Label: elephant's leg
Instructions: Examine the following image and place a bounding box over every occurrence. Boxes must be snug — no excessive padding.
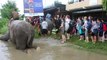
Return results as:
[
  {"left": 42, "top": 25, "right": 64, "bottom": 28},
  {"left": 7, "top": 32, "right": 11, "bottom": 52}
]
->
[
  {"left": 16, "top": 39, "right": 27, "bottom": 50},
  {"left": 15, "top": 34, "right": 28, "bottom": 50},
  {"left": 27, "top": 36, "right": 34, "bottom": 48}
]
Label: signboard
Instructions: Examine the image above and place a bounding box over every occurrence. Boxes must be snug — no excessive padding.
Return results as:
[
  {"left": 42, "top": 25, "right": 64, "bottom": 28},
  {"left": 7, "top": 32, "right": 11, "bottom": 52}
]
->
[
  {"left": 89, "top": 0, "right": 97, "bottom": 5},
  {"left": 23, "top": 0, "right": 44, "bottom": 16}
]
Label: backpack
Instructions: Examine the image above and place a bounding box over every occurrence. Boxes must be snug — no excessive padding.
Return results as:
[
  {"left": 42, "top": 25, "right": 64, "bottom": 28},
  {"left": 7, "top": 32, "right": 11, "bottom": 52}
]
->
[
  {"left": 68, "top": 20, "right": 73, "bottom": 32},
  {"left": 55, "top": 18, "right": 61, "bottom": 28},
  {"left": 87, "top": 20, "right": 92, "bottom": 30},
  {"left": 69, "top": 21, "right": 71, "bottom": 28},
  {"left": 103, "top": 22, "right": 107, "bottom": 31}
]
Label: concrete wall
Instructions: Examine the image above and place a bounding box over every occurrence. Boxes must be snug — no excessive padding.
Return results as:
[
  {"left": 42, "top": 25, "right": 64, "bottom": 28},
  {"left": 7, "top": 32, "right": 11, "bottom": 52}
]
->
[{"left": 66, "top": 0, "right": 102, "bottom": 11}]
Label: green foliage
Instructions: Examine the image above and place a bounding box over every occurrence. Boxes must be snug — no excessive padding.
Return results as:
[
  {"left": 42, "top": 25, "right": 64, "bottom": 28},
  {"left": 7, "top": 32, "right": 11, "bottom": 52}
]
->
[
  {"left": 0, "top": 18, "right": 8, "bottom": 29},
  {"left": 0, "top": 25, "right": 8, "bottom": 34},
  {"left": 0, "top": 18, "right": 8, "bottom": 34},
  {"left": 1, "top": 1, "right": 18, "bottom": 19},
  {"left": 68, "top": 0, "right": 74, "bottom": 4},
  {"left": 68, "top": 35, "right": 107, "bottom": 55},
  {"left": 34, "top": 28, "right": 41, "bottom": 38},
  {"left": 102, "top": 0, "right": 107, "bottom": 12},
  {"left": 19, "top": 14, "right": 25, "bottom": 20},
  {"left": 54, "top": 0, "right": 62, "bottom": 5}
]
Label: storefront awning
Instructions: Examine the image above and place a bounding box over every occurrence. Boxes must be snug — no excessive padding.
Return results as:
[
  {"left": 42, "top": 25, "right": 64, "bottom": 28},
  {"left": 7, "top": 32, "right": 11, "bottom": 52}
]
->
[{"left": 72, "top": 8, "right": 103, "bottom": 14}]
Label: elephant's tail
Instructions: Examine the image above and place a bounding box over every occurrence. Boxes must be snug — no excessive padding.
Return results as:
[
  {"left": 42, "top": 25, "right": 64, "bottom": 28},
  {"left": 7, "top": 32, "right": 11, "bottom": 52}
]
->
[
  {"left": 27, "top": 35, "right": 32, "bottom": 47},
  {"left": 0, "top": 32, "right": 10, "bottom": 41}
]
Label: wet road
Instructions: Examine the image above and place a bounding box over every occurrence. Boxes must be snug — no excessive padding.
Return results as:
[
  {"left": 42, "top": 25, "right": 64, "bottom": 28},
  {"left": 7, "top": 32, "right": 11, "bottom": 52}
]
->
[{"left": 0, "top": 37, "right": 107, "bottom": 60}]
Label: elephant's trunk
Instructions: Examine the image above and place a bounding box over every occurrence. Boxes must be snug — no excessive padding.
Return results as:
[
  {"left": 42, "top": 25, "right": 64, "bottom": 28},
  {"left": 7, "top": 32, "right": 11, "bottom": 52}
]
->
[{"left": 0, "top": 32, "right": 10, "bottom": 41}]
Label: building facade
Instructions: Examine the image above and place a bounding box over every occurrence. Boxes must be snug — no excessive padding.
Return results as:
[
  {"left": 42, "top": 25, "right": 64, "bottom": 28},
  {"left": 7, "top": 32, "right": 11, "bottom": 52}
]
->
[
  {"left": 44, "top": 3, "right": 66, "bottom": 18},
  {"left": 67, "top": 0, "right": 102, "bottom": 10},
  {"left": 66, "top": 0, "right": 106, "bottom": 20}
]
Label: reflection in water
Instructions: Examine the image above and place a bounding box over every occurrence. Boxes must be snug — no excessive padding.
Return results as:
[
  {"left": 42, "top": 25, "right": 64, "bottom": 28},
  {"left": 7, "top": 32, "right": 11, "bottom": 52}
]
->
[
  {"left": 40, "top": 52, "right": 53, "bottom": 60},
  {"left": 0, "top": 37, "right": 107, "bottom": 60},
  {"left": 0, "top": 41, "right": 10, "bottom": 60}
]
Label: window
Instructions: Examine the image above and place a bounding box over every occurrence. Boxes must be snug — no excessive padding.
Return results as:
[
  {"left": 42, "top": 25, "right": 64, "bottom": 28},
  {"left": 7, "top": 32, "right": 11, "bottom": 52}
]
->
[{"left": 68, "top": 0, "right": 84, "bottom": 4}]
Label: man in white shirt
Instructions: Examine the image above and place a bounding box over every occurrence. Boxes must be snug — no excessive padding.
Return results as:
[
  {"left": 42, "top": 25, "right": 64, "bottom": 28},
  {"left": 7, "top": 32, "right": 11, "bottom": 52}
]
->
[{"left": 41, "top": 19, "right": 48, "bottom": 35}]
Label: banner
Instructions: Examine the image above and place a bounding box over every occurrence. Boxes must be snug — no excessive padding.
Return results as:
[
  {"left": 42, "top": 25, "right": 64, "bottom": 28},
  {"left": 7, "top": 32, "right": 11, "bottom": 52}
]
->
[{"left": 23, "top": 0, "right": 44, "bottom": 16}]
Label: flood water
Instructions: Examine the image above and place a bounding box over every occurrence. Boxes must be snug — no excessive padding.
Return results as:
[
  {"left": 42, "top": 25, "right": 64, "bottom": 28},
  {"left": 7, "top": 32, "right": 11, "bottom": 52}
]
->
[{"left": 0, "top": 37, "right": 107, "bottom": 60}]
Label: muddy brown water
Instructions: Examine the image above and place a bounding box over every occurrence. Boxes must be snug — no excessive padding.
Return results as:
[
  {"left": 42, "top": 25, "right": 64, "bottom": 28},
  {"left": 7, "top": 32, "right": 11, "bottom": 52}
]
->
[{"left": 0, "top": 37, "right": 107, "bottom": 60}]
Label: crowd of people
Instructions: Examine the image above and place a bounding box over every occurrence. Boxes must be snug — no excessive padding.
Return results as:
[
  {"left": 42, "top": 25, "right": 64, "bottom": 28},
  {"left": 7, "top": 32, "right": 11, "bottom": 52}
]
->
[
  {"left": 76, "top": 16, "right": 107, "bottom": 43},
  {"left": 25, "top": 14, "right": 107, "bottom": 44}
]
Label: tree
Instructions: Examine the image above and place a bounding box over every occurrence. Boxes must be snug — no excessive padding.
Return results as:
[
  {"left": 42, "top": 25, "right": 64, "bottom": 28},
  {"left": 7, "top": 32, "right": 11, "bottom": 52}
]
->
[
  {"left": 102, "top": 0, "right": 107, "bottom": 12},
  {"left": 54, "top": 0, "right": 62, "bottom": 5},
  {"left": 68, "top": 0, "right": 74, "bottom": 4},
  {"left": 20, "top": 14, "right": 25, "bottom": 20},
  {"left": 1, "top": 1, "right": 18, "bottom": 19}
]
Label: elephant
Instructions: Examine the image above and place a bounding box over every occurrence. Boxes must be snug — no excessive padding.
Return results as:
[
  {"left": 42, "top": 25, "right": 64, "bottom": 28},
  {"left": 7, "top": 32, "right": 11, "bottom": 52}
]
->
[
  {"left": 0, "top": 20, "right": 35, "bottom": 50},
  {"left": 46, "top": 19, "right": 54, "bottom": 34}
]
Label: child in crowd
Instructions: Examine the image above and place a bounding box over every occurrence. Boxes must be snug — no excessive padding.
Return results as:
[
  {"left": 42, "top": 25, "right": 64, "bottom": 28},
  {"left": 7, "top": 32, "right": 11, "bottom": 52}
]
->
[
  {"left": 91, "top": 19, "right": 99, "bottom": 43},
  {"left": 76, "top": 17, "right": 84, "bottom": 40},
  {"left": 97, "top": 19, "right": 103, "bottom": 42},
  {"left": 83, "top": 16, "right": 89, "bottom": 42},
  {"left": 102, "top": 19, "right": 107, "bottom": 42}
]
